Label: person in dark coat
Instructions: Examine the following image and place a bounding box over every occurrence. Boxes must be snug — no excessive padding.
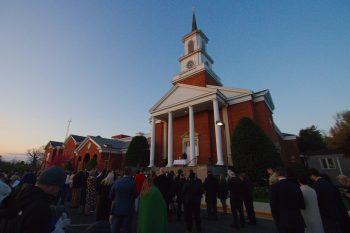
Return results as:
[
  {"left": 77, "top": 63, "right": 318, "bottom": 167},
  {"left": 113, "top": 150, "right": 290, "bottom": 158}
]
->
[
  {"left": 96, "top": 169, "right": 107, "bottom": 194},
  {"left": 79, "top": 170, "right": 89, "bottom": 214},
  {"left": 204, "top": 170, "right": 219, "bottom": 220},
  {"left": 227, "top": 170, "right": 245, "bottom": 228},
  {"left": 0, "top": 166, "right": 66, "bottom": 233},
  {"left": 96, "top": 171, "right": 114, "bottom": 221},
  {"left": 71, "top": 170, "right": 83, "bottom": 208},
  {"left": 154, "top": 168, "right": 170, "bottom": 212},
  {"left": 174, "top": 169, "right": 186, "bottom": 221},
  {"left": 182, "top": 170, "right": 203, "bottom": 233},
  {"left": 109, "top": 168, "right": 137, "bottom": 233},
  {"left": 167, "top": 171, "right": 177, "bottom": 217},
  {"left": 270, "top": 167, "right": 305, "bottom": 233},
  {"left": 309, "top": 168, "right": 348, "bottom": 233},
  {"left": 240, "top": 173, "right": 256, "bottom": 225},
  {"left": 11, "top": 171, "right": 37, "bottom": 198},
  {"left": 218, "top": 174, "right": 228, "bottom": 215}
]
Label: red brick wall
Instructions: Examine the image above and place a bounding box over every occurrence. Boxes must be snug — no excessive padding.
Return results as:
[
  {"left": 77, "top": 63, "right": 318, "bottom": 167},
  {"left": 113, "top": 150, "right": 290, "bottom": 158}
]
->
[
  {"left": 280, "top": 138, "right": 301, "bottom": 166},
  {"left": 63, "top": 137, "right": 77, "bottom": 162},
  {"left": 44, "top": 147, "right": 54, "bottom": 167},
  {"left": 253, "top": 101, "right": 280, "bottom": 144},
  {"left": 227, "top": 101, "right": 255, "bottom": 137},
  {"left": 44, "top": 147, "right": 63, "bottom": 168},
  {"left": 76, "top": 140, "right": 100, "bottom": 170},
  {"left": 175, "top": 70, "right": 221, "bottom": 87},
  {"left": 155, "top": 122, "right": 164, "bottom": 166}
]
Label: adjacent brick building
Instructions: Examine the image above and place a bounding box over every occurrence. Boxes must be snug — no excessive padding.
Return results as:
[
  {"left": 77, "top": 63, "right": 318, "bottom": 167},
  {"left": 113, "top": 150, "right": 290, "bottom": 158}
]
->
[{"left": 43, "top": 134, "right": 130, "bottom": 171}]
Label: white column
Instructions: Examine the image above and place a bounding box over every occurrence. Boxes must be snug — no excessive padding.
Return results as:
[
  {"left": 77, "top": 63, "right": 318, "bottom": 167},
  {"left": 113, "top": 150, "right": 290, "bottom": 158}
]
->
[
  {"left": 189, "top": 106, "right": 196, "bottom": 166},
  {"left": 213, "top": 99, "right": 224, "bottom": 165},
  {"left": 148, "top": 117, "right": 155, "bottom": 167},
  {"left": 167, "top": 112, "right": 173, "bottom": 167}
]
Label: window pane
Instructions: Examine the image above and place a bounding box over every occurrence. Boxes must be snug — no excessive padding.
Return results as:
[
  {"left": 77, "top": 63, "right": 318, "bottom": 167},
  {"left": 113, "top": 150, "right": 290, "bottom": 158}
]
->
[
  {"left": 327, "top": 158, "right": 335, "bottom": 168},
  {"left": 321, "top": 159, "right": 328, "bottom": 169}
]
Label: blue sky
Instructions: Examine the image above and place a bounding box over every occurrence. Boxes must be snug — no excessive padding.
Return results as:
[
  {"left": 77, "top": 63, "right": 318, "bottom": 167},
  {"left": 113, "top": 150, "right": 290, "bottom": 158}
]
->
[{"left": 0, "top": 1, "right": 349, "bottom": 154}]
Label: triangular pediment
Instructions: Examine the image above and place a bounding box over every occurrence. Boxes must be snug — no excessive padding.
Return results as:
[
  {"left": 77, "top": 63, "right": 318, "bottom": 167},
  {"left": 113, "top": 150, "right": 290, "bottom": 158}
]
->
[{"left": 150, "top": 84, "right": 216, "bottom": 112}]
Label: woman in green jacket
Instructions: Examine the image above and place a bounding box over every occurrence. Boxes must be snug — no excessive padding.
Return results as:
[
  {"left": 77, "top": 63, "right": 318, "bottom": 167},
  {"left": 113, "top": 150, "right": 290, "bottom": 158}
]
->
[{"left": 138, "top": 177, "right": 168, "bottom": 233}]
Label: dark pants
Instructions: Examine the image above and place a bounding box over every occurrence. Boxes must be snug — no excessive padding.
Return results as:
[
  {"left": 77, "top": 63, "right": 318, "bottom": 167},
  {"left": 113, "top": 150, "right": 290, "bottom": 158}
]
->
[
  {"left": 59, "top": 184, "right": 70, "bottom": 205},
  {"left": 220, "top": 198, "right": 228, "bottom": 214},
  {"left": 243, "top": 197, "right": 256, "bottom": 224},
  {"left": 184, "top": 202, "right": 201, "bottom": 232},
  {"left": 176, "top": 199, "right": 183, "bottom": 220},
  {"left": 110, "top": 214, "right": 133, "bottom": 233},
  {"left": 230, "top": 199, "right": 245, "bottom": 228},
  {"left": 206, "top": 199, "right": 217, "bottom": 220}
]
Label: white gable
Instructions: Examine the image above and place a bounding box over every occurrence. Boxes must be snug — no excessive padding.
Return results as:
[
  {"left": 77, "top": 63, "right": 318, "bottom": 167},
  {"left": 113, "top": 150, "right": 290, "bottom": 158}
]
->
[{"left": 151, "top": 84, "right": 215, "bottom": 112}]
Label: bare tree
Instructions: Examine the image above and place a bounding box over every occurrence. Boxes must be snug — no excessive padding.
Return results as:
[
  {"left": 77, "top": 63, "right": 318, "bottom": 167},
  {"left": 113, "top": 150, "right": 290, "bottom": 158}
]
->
[{"left": 27, "top": 147, "right": 44, "bottom": 171}]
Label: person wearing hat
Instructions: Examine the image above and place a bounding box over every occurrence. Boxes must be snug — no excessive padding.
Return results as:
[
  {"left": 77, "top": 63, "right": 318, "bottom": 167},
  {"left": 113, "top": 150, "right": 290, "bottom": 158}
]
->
[{"left": 0, "top": 166, "right": 66, "bottom": 233}]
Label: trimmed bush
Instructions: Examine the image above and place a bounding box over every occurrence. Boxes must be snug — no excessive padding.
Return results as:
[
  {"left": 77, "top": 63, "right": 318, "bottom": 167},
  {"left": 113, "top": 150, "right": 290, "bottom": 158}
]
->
[
  {"left": 231, "top": 117, "right": 282, "bottom": 182},
  {"left": 125, "top": 136, "right": 150, "bottom": 167}
]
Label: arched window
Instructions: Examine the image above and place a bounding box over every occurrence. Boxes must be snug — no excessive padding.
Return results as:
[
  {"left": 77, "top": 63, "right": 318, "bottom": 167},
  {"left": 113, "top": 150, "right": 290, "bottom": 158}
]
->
[{"left": 188, "top": 40, "right": 194, "bottom": 54}]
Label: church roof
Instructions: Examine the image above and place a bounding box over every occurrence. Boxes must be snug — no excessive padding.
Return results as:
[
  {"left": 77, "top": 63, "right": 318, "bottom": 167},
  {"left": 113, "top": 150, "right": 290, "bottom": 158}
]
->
[
  {"left": 70, "top": 135, "right": 86, "bottom": 143},
  {"left": 150, "top": 83, "right": 276, "bottom": 120},
  {"left": 89, "top": 135, "right": 129, "bottom": 149},
  {"left": 45, "top": 141, "right": 63, "bottom": 149},
  {"left": 75, "top": 135, "right": 129, "bottom": 153}
]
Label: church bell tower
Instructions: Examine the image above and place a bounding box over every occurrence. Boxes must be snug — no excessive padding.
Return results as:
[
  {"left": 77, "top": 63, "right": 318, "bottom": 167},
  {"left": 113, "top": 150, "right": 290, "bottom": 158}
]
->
[{"left": 172, "top": 10, "right": 222, "bottom": 86}]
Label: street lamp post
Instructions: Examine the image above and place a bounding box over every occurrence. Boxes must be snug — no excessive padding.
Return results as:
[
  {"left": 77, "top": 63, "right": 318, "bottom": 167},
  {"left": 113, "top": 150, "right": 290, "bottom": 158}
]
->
[{"left": 103, "top": 144, "right": 112, "bottom": 170}]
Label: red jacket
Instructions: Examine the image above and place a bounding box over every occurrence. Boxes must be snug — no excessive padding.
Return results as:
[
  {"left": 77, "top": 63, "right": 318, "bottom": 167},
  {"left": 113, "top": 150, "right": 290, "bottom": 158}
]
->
[{"left": 134, "top": 173, "right": 146, "bottom": 195}]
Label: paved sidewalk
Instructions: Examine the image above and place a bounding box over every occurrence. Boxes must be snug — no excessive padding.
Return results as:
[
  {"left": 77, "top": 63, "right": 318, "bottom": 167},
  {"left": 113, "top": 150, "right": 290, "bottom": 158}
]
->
[
  {"left": 202, "top": 200, "right": 273, "bottom": 218},
  {"left": 65, "top": 206, "right": 277, "bottom": 233}
]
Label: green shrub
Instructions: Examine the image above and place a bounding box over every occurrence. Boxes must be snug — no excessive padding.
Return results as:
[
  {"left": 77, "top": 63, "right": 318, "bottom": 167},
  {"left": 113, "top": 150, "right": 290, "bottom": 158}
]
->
[{"left": 231, "top": 117, "right": 282, "bottom": 182}]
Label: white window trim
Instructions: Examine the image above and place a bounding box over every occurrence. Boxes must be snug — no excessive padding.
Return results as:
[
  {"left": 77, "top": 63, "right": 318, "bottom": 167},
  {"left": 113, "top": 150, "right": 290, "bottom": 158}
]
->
[
  {"left": 182, "top": 135, "right": 199, "bottom": 157},
  {"left": 319, "top": 157, "right": 336, "bottom": 170}
]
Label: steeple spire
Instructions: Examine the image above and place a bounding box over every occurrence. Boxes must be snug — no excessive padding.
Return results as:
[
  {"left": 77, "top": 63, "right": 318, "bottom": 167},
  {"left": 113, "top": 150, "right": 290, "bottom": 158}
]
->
[{"left": 192, "top": 7, "right": 197, "bottom": 31}]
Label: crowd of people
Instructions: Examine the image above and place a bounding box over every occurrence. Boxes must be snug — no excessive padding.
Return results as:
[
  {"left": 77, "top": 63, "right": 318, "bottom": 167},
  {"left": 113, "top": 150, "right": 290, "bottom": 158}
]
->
[
  {"left": 0, "top": 165, "right": 350, "bottom": 233},
  {"left": 268, "top": 167, "right": 350, "bottom": 233}
]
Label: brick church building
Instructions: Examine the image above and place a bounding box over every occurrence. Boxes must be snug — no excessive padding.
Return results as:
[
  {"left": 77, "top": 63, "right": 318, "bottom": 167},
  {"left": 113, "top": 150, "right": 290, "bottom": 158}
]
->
[{"left": 148, "top": 12, "right": 300, "bottom": 168}]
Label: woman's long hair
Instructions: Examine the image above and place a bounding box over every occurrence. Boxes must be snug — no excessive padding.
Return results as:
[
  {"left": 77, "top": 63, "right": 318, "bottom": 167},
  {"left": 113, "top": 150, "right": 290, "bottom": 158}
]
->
[
  {"left": 140, "top": 178, "right": 153, "bottom": 197},
  {"left": 101, "top": 171, "right": 114, "bottom": 186}
]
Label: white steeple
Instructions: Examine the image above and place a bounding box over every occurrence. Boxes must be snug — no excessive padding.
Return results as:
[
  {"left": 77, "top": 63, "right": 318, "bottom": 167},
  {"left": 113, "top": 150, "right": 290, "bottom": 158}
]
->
[{"left": 172, "top": 10, "right": 221, "bottom": 85}]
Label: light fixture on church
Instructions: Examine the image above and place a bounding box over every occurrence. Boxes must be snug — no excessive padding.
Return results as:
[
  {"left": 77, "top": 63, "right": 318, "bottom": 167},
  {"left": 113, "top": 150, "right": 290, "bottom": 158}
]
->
[{"left": 216, "top": 120, "right": 224, "bottom": 126}]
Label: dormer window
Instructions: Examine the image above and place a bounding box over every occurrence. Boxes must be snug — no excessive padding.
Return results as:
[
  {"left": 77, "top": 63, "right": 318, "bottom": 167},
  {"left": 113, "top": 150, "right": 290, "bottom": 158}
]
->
[{"left": 188, "top": 40, "right": 194, "bottom": 54}]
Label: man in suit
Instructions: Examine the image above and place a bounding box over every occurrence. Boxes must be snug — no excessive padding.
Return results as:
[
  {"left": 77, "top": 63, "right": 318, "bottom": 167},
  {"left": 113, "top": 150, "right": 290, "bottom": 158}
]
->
[
  {"left": 308, "top": 168, "right": 343, "bottom": 233},
  {"left": 270, "top": 167, "right": 305, "bottom": 233},
  {"left": 182, "top": 170, "right": 203, "bottom": 233},
  {"left": 227, "top": 170, "right": 245, "bottom": 228},
  {"left": 204, "top": 170, "right": 219, "bottom": 220},
  {"left": 109, "top": 167, "right": 137, "bottom": 233}
]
